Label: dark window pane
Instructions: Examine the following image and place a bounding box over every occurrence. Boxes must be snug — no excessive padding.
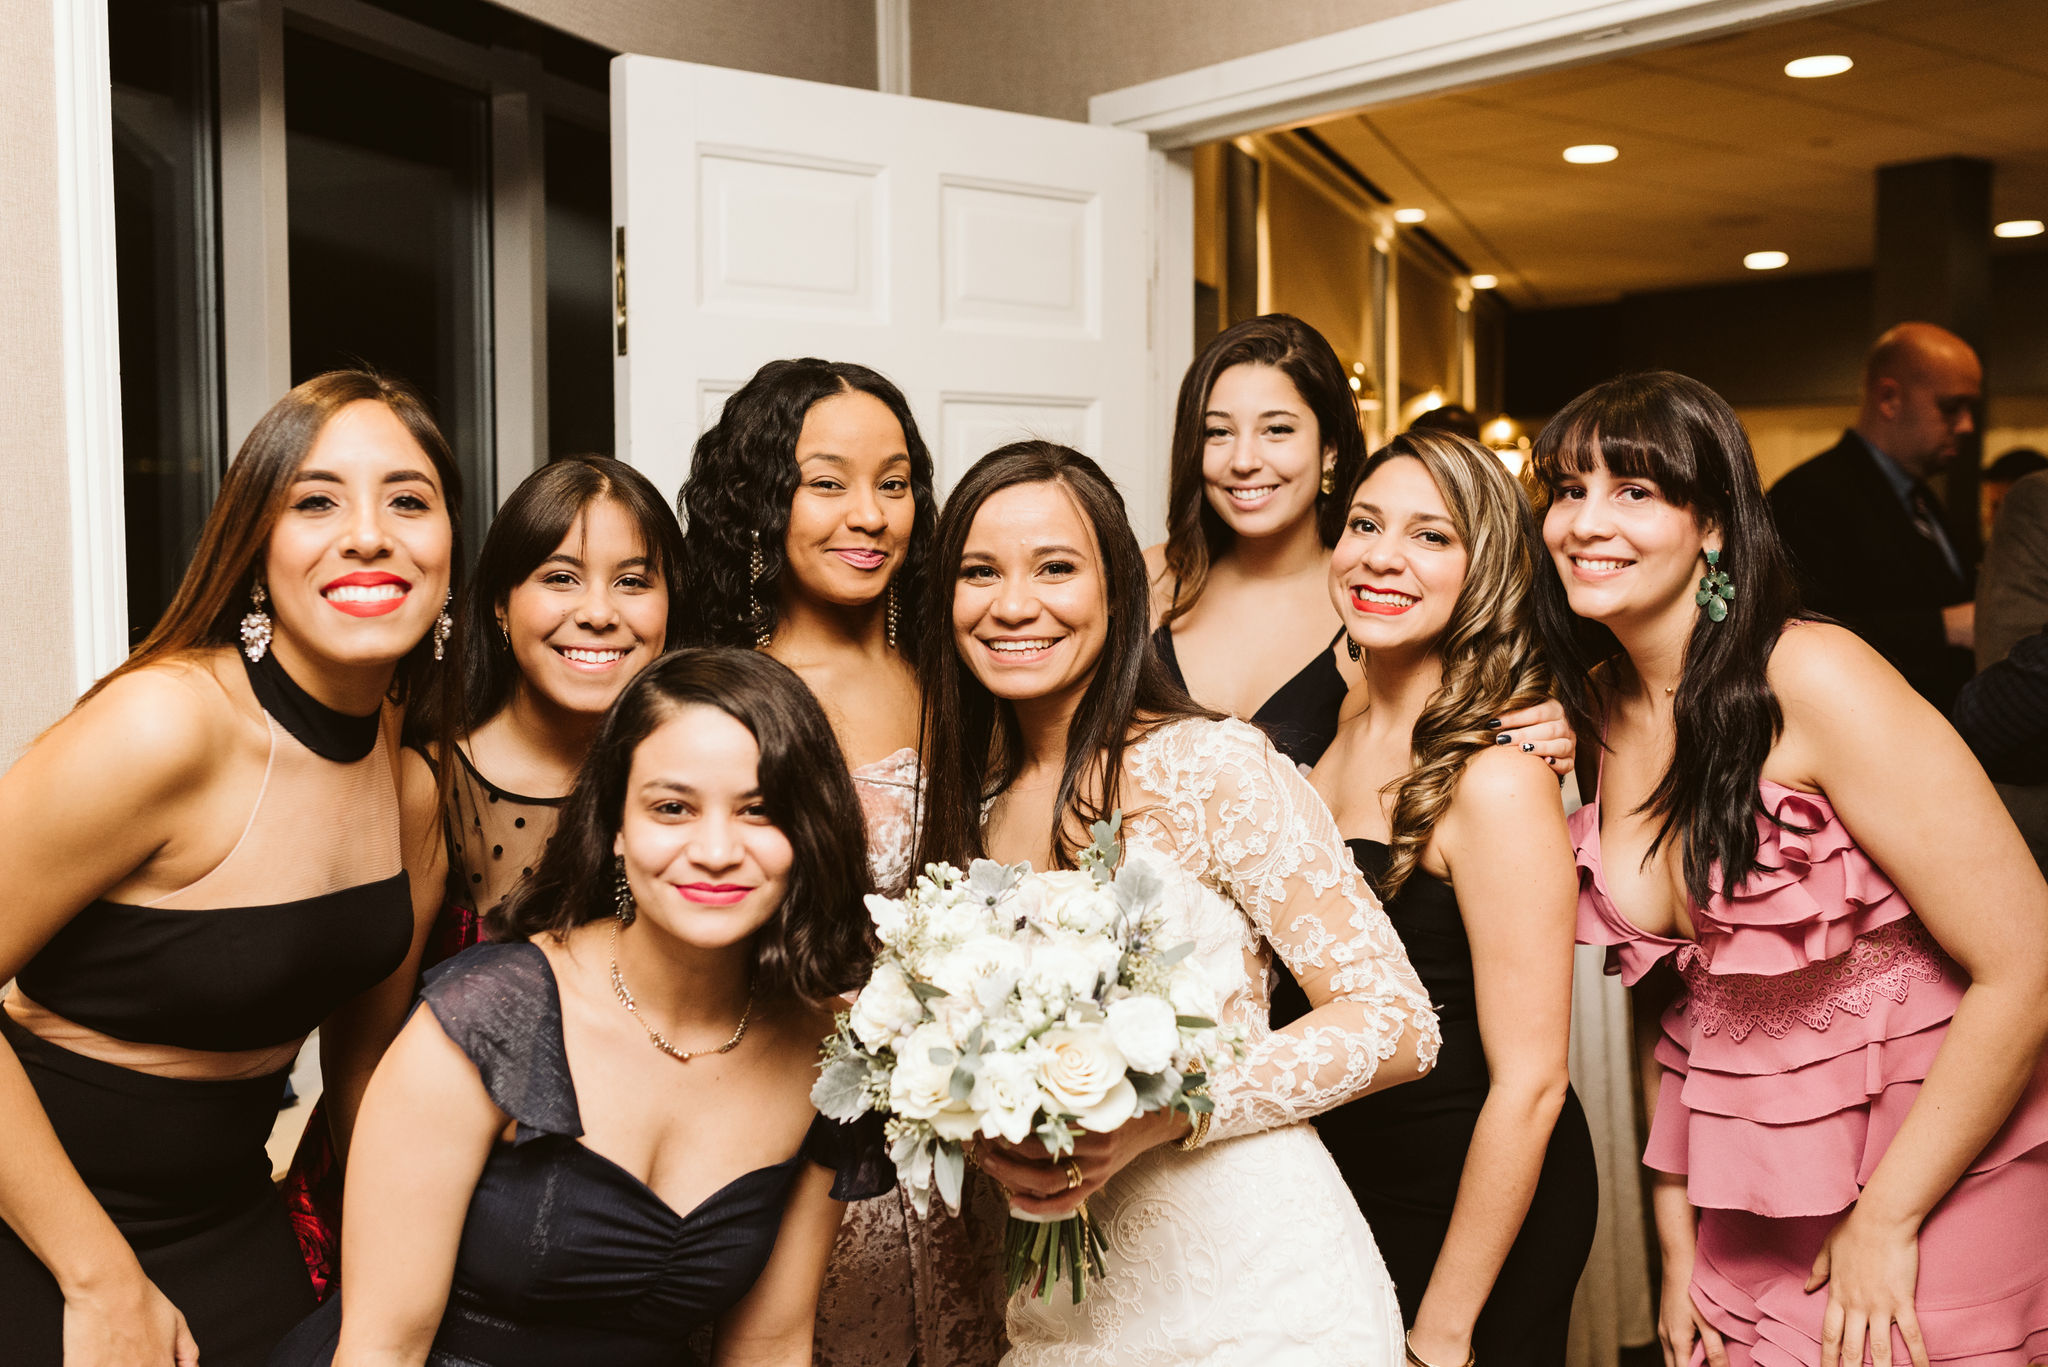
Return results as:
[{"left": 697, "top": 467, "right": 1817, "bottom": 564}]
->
[
  {"left": 545, "top": 116, "right": 613, "bottom": 460},
  {"left": 110, "top": 0, "right": 221, "bottom": 644},
  {"left": 284, "top": 28, "right": 492, "bottom": 544}
]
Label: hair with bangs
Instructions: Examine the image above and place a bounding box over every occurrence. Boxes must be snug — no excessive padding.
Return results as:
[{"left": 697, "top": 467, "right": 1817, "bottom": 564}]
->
[
  {"left": 1529, "top": 371, "right": 1805, "bottom": 906},
  {"left": 915, "top": 441, "right": 1218, "bottom": 872},
  {"left": 495, "top": 647, "right": 874, "bottom": 1005},
  {"left": 1159, "top": 314, "right": 1369, "bottom": 625},
  {"left": 1343, "top": 430, "right": 1551, "bottom": 900},
  {"left": 454, "top": 456, "right": 686, "bottom": 732}
]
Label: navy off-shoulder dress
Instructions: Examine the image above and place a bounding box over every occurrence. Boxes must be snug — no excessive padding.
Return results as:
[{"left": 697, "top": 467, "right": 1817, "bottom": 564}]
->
[{"left": 270, "top": 940, "right": 891, "bottom": 1367}]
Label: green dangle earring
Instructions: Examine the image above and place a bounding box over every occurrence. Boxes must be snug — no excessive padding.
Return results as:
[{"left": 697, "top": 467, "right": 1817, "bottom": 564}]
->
[{"left": 1696, "top": 549, "right": 1734, "bottom": 622}]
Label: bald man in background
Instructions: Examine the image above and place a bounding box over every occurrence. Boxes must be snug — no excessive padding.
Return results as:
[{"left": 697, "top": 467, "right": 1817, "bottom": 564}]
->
[{"left": 1768, "top": 322, "right": 1982, "bottom": 709}]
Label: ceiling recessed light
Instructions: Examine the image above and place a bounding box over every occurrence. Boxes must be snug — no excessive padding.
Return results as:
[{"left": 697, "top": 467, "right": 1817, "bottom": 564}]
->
[
  {"left": 1393, "top": 207, "right": 1427, "bottom": 224},
  {"left": 1744, "top": 250, "right": 1790, "bottom": 270},
  {"left": 1563, "top": 144, "right": 1619, "bottom": 164},
  {"left": 1469, "top": 274, "right": 1498, "bottom": 289},
  {"left": 1995, "top": 219, "right": 2046, "bottom": 239},
  {"left": 1784, "top": 54, "right": 1853, "bottom": 79}
]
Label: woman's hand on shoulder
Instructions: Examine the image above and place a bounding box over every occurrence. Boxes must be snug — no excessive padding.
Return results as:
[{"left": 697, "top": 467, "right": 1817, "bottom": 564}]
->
[{"left": 1491, "top": 697, "right": 1576, "bottom": 777}]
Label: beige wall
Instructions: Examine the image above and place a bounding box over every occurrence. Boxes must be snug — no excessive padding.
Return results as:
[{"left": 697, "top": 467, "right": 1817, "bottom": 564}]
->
[
  {"left": 1, "top": 4, "right": 77, "bottom": 762},
  {"left": 497, "top": 0, "right": 878, "bottom": 88},
  {"left": 911, "top": 0, "right": 1455, "bottom": 121}
]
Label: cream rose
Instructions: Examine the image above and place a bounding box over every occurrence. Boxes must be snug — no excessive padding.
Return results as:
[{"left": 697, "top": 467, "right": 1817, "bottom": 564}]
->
[
  {"left": 849, "top": 961, "right": 925, "bottom": 1052},
  {"left": 970, "top": 1048, "right": 1046, "bottom": 1145},
  {"left": 1037, "top": 1024, "right": 1138, "bottom": 1132},
  {"left": 889, "top": 1022, "right": 980, "bottom": 1140}
]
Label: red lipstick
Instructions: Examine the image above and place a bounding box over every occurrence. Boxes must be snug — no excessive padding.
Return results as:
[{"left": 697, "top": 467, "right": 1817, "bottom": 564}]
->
[
  {"left": 321, "top": 570, "right": 412, "bottom": 618},
  {"left": 676, "top": 883, "right": 752, "bottom": 907}
]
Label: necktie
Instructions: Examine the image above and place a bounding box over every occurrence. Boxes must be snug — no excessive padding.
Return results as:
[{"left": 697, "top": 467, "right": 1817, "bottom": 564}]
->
[{"left": 1908, "top": 480, "right": 1966, "bottom": 583}]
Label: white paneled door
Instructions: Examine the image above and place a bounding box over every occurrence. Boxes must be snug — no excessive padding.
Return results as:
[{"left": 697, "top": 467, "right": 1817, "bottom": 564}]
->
[{"left": 611, "top": 57, "right": 1159, "bottom": 532}]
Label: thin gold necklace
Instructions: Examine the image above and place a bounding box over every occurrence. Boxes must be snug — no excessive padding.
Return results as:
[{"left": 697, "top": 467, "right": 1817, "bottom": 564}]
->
[{"left": 607, "top": 919, "right": 753, "bottom": 1063}]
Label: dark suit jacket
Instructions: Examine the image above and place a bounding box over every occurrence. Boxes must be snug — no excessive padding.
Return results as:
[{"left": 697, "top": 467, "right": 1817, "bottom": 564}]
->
[{"left": 1767, "top": 431, "right": 1973, "bottom": 710}]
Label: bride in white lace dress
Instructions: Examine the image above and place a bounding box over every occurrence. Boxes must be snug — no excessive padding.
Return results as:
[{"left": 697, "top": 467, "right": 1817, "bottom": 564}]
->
[{"left": 917, "top": 440, "right": 1442, "bottom": 1367}]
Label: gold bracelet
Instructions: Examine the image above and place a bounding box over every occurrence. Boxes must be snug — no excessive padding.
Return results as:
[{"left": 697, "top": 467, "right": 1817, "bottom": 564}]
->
[
  {"left": 1404, "top": 1332, "right": 1475, "bottom": 1367},
  {"left": 1177, "top": 1106, "right": 1212, "bottom": 1151}
]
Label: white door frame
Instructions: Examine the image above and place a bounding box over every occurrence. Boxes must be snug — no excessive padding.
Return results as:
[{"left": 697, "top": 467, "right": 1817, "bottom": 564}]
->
[{"left": 1092, "top": 0, "right": 1873, "bottom": 435}]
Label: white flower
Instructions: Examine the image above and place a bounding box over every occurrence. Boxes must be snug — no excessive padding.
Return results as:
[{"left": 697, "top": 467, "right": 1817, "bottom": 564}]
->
[
  {"left": 971, "top": 1048, "right": 1046, "bottom": 1144},
  {"left": 1028, "top": 870, "right": 1120, "bottom": 937},
  {"left": 925, "top": 934, "right": 1022, "bottom": 1003},
  {"left": 849, "top": 961, "right": 926, "bottom": 1052},
  {"left": 1167, "top": 962, "right": 1218, "bottom": 1022},
  {"left": 889, "top": 1022, "right": 979, "bottom": 1140},
  {"left": 1038, "top": 1024, "right": 1138, "bottom": 1132},
  {"left": 867, "top": 892, "right": 911, "bottom": 948},
  {"left": 1105, "top": 995, "right": 1179, "bottom": 1075}
]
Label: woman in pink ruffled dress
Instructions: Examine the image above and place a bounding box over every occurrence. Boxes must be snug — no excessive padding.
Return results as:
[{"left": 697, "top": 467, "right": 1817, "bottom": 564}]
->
[{"left": 1534, "top": 371, "right": 2048, "bottom": 1367}]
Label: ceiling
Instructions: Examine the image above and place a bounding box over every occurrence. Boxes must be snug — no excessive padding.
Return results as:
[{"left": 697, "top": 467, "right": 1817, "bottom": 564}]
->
[{"left": 1303, "top": 0, "right": 2048, "bottom": 308}]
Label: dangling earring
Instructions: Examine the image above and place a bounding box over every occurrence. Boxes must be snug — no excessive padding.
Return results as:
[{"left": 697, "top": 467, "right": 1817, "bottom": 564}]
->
[
  {"left": 433, "top": 593, "right": 454, "bottom": 661},
  {"left": 1695, "top": 549, "right": 1734, "bottom": 623},
  {"left": 1320, "top": 465, "right": 1336, "bottom": 496},
  {"left": 613, "top": 854, "right": 635, "bottom": 925},
  {"left": 240, "top": 582, "right": 273, "bottom": 662},
  {"left": 885, "top": 581, "right": 900, "bottom": 651},
  {"left": 1345, "top": 634, "right": 1361, "bottom": 663},
  {"left": 749, "top": 530, "right": 772, "bottom": 650}
]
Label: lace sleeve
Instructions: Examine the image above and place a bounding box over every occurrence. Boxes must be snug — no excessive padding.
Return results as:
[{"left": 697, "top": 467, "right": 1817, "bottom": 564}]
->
[{"left": 1183, "top": 722, "right": 1440, "bottom": 1143}]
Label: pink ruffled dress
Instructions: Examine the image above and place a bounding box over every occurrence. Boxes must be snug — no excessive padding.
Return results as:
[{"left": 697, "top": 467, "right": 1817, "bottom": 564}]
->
[{"left": 1571, "top": 779, "right": 2048, "bottom": 1366}]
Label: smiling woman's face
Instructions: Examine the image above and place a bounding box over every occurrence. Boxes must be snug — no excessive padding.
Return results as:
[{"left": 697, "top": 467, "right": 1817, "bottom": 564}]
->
[
  {"left": 951, "top": 480, "right": 1109, "bottom": 714},
  {"left": 1541, "top": 456, "right": 1715, "bottom": 628},
  {"left": 263, "top": 400, "right": 453, "bottom": 675},
  {"left": 614, "top": 703, "right": 793, "bottom": 951},
  {"left": 1200, "top": 363, "right": 1330, "bottom": 542},
  {"left": 499, "top": 497, "right": 669, "bottom": 717},
  {"left": 780, "top": 389, "right": 916, "bottom": 612},
  {"left": 1328, "top": 456, "right": 1468, "bottom": 657}
]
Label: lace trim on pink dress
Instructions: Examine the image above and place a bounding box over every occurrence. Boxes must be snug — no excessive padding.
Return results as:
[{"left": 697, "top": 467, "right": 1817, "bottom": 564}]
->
[{"left": 1680, "top": 917, "right": 1951, "bottom": 1044}]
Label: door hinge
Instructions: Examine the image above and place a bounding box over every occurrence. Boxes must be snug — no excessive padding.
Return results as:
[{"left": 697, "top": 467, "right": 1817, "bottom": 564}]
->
[{"left": 613, "top": 225, "right": 628, "bottom": 356}]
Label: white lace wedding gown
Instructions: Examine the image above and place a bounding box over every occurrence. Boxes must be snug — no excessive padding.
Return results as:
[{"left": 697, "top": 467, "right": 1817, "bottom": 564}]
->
[{"left": 1005, "top": 717, "right": 1441, "bottom": 1367}]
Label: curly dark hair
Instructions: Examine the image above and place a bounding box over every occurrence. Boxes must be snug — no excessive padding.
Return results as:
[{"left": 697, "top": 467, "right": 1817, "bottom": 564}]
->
[
  {"left": 677, "top": 359, "right": 938, "bottom": 658},
  {"left": 493, "top": 647, "right": 875, "bottom": 1006}
]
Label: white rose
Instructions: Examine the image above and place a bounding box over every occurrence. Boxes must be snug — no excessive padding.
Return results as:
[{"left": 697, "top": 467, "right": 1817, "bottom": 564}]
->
[
  {"left": 889, "top": 1023, "right": 979, "bottom": 1140},
  {"left": 849, "top": 962, "right": 925, "bottom": 1051},
  {"left": 925, "top": 934, "right": 1022, "bottom": 1003},
  {"left": 1021, "top": 940, "right": 1104, "bottom": 1008},
  {"left": 866, "top": 892, "right": 911, "bottom": 948},
  {"left": 970, "top": 1049, "right": 1046, "bottom": 1145},
  {"left": 1028, "top": 871, "right": 1117, "bottom": 937},
  {"left": 1105, "top": 995, "right": 1179, "bottom": 1075},
  {"left": 1167, "top": 962, "right": 1218, "bottom": 1022},
  {"left": 1038, "top": 1025, "right": 1138, "bottom": 1132}
]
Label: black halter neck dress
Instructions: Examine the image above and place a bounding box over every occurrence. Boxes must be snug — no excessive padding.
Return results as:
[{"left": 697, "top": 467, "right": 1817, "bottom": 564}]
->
[{"left": 0, "top": 651, "right": 414, "bottom": 1367}]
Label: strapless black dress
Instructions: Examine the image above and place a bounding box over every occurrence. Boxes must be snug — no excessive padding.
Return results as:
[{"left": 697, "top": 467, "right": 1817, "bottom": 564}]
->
[
  {"left": 1315, "top": 839, "right": 1598, "bottom": 1364},
  {"left": 269, "top": 941, "right": 891, "bottom": 1367}
]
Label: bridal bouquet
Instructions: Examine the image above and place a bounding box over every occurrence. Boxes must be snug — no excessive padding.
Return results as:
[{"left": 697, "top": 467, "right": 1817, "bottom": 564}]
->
[{"left": 813, "top": 815, "right": 1239, "bottom": 1301}]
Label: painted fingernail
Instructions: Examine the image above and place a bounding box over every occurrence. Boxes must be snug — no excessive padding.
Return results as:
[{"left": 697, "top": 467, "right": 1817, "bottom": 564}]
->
[
  {"left": 1485, "top": 718, "right": 1502, "bottom": 730},
  {"left": 1522, "top": 742, "right": 1535, "bottom": 752},
  {"left": 1495, "top": 732, "right": 1513, "bottom": 745}
]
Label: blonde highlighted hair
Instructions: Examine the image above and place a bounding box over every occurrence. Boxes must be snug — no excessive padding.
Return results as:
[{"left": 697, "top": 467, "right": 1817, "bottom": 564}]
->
[{"left": 1344, "top": 429, "right": 1551, "bottom": 900}]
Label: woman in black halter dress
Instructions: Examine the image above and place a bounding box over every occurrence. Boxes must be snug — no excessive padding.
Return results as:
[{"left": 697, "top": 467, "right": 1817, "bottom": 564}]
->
[
  {"left": 271, "top": 649, "right": 889, "bottom": 1366},
  {"left": 0, "top": 373, "right": 460, "bottom": 1367},
  {"left": 1309, "top": 431, "right": 1596, "bottom": 1366}
]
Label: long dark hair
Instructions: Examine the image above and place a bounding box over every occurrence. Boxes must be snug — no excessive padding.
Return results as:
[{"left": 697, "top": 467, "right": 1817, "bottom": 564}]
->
[
  {"left": 1346, "top": 431, "right": 1551, "bottom": 901},
  {"left": 455, "top": 456, "right": 686, "bottom": 731},
  {"left": 677, "top": 359, "right": 938, "bottom": 657},
  {"left": 82, "top": 370, "right": 465, "bottom": 756},
  {"left": 1530, "top": 371, "right": 1805, "bottom": 906},
  {"left": 915, "top": 441, "right": 1217, "bottom": 872},
  {"left": 1160, "top": 314, "right": 1369, "bottom": 625},
  {"left": 495, "top": 648, "right": 874, "bottom": 1005}
]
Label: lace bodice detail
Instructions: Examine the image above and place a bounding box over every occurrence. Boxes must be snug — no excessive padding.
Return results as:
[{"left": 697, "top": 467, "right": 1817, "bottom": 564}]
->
[
  {"left": 853, "top": 747, "right": 922, "bottom": 895},
  {"left": 1678, "top": 916, "right": 1951, "bottom": 1044},
  {"left": 1121, "top": 717, "right": 1438, "bottom": 1144}
]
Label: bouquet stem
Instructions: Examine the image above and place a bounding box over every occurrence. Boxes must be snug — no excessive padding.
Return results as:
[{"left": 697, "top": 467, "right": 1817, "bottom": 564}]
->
[{"left": 1003, "top": 1202, "right": 1109, "bottom": 1304}]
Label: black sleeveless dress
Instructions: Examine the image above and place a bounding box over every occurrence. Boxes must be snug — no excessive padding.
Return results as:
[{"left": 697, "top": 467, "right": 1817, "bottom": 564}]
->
[
  {"left": 1315, "top": 839, "right": 1598, "bottom": 1363},
  {"left": 1152, "top": 621, "right": 1347, "bottom": 1027},
  {"left": 270, "top": 940, "right": 892, "bottom": 1367},
  {"left": 0, "top": 651, "right": 414, "bottom": 1367}
]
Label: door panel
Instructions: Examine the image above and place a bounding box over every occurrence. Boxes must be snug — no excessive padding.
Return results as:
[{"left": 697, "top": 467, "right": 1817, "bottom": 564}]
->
[{"left": 612, "top": 57, "right": 1157, "bottom": 530}]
